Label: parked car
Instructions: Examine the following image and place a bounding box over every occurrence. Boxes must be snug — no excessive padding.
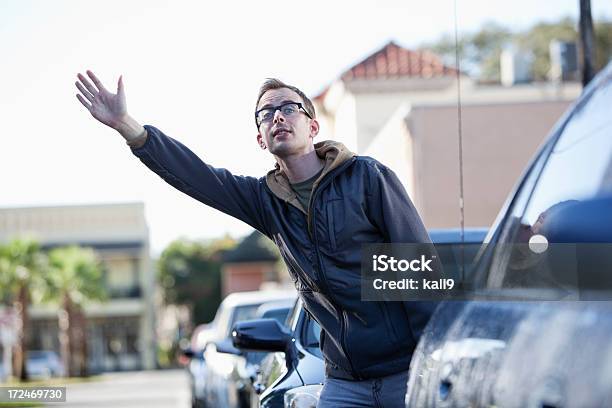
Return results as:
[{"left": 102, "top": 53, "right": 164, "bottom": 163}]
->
[
  {"left": 188, "top": 290, "right": 296, "bottom": 408},
  {"left": 184, "top": 323, "right": 215, "bottom": 408},
  {"left": 406, "top": 62, "right": 612, "bottom": 407},
  {"left": 233, "top": 229, "right": 487, "bottom": 408},
  {"left": 26, "top": 350, "right": 64, "bottom": 378}
]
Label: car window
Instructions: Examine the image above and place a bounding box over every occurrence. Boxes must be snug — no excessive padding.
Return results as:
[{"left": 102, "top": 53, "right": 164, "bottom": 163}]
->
[
  {"left": 523, "top": 78, "right": 612, "bottom": 225},
  {"left": 264, "top": 308, "right": 291, "bottom": 326},
  {"left": 435, "top": 241, "right": 482, "bottom": 282},
  {"left": 487, "top": 68, "right": 612, "bottom": 291},
  {"left": 285, "top": 298, "right": 301, "bottom": 331},
  {"left": 226, "top": 304, "right": 260, "bottom": 337},
  {"left": 301, "top": 315, "right": 323, "bottom": 359}
]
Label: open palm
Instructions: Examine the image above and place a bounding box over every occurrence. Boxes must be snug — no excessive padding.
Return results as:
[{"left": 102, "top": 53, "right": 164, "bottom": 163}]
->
[{"left": 75, "top": 70, "right": 127, "bottom": 128}]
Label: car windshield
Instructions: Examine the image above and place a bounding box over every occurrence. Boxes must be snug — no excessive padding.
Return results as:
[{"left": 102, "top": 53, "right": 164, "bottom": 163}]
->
[
  {"left": 485, "top": 64, "right": 612, "bottom": 293},
  {"left": 285, "top": 299, "right": 301, "bottom": 331},
  {"left": 224, "top": 304, "right": 260, "bottom": 337}
]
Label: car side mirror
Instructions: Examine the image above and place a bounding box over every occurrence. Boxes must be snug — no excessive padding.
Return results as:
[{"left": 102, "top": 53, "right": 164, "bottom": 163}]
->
[
  {"left": 543, "top": 196, "right": 612, "bottom": 243},
  {"left": 214, "top": 338, "right": 243, "bottom": 356},
  {"left": 232, "top": 318, "right": 292, "bottom": 353},
  {"left": 543, "top": 196, "right": 612, "bottom": 297},
  {"left": 181, "top": 347, "right": 204, "bottom": 360}
]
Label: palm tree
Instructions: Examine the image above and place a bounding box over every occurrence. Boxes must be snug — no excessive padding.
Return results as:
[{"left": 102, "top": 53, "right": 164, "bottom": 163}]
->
[
  {"left": 43, "top": 246, "right": 107, "bottom": 377},
  {"left": 0, "top": 238, "right": 47, "bottom": 381}
]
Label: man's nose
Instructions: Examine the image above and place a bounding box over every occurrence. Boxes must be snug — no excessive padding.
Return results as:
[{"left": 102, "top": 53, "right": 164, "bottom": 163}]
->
[{"left": 273, "top": 109, "right": 285, "bottom": 123}]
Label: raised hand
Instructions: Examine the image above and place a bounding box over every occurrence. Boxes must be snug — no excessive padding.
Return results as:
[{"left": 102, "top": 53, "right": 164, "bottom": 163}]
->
[{"left": 75, "top": 70, "right": 144, "bottom": 142}]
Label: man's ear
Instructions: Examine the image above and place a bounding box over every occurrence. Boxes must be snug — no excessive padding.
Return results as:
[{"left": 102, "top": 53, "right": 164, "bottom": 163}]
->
[
  {"left": 257, "top": 133, "right": 267, "bottom": 150},
  {"left": 310, "top": 119, "right": 320, "bottom": 139}
]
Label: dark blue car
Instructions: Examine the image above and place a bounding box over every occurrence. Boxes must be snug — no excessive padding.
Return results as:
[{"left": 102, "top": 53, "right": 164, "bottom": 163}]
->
[{"left": 406, "top": 61, "right": 612, "bottom": 407}]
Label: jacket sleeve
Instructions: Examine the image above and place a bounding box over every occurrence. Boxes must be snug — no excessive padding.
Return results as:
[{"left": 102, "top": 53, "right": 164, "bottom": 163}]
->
[
  {"left": 365, "top": 159, "right": 439, "bottom": 340},
  {"left": 131, "top": 125, "right": 269, "bottom": 234},
  {"left": 365, "top": 160, "right": 430, "bottom": 244}
]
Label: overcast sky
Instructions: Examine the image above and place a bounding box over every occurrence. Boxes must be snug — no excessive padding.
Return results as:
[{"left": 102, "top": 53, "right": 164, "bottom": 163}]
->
[{"left": 2, "top": 0, "right": 611, "bottom": 255}]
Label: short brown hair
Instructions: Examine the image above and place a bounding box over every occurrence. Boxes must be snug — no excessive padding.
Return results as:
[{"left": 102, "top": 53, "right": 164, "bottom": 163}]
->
[{"left": 255, "top": 78, "right": 316, "bottom": 126}]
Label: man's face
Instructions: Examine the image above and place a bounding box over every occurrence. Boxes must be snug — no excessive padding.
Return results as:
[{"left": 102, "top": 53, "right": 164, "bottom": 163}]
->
[{"left": 256, "top": 88, "right": 319, "bottom": 158}]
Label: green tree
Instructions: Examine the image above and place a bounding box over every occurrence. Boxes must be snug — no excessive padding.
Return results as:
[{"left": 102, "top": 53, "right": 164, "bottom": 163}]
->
[
  {"left": 158, "top": 236, "right": 235, "bottom": 325},
  {"left": 594, "top": 20, "right": 612, "bottom": 70},
  {"left": 424, "top": 17, "right": 612, "bottom": 82},
  {"left": 0, "top": 238, "right": 47, "bottom": 380},
  {"left": 422, "top": 21, "right": 512, "bottom": 81},
  {"left": 469, "top": 22, "right": 513, "bottom": 81},
  {"left": 41, "top": 246, "right": 107, "bottom": 377},
  {"left": 516, "top": 17, "right": 577, "bottom": 80}
]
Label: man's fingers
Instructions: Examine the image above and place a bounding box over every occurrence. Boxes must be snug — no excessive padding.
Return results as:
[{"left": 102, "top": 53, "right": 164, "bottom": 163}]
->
[
  {"left": 76, "top": 94, "right": 92, "bottom": 111},
  {"left": 86, "top": 70, "right": 108, "bottom": 93},
  {"left": 117, "top": 75, "right": 124, "bottom": 96},
  {"left": 75, "top": 81, "right": 95, "bottom": 102},
  {"left": 77, "top": 73, "right": 98, "bottom": 97}
]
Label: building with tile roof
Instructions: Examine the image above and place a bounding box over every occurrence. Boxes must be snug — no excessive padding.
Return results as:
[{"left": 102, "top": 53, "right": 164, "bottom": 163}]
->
[
  {"left": 312, "top": 41, "right": 581, "bottom": 230},
  {"left": 337, "top": 41, "right": 458, "bottom": 81}
]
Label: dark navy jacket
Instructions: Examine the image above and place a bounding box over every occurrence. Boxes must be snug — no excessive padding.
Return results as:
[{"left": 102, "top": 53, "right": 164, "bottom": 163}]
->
[{"left": 133, "top": 125, "right": 437, "bottom": 380}]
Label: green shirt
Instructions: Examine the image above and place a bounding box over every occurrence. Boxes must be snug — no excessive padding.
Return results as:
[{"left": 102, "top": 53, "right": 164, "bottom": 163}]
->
[{"left": 290, "top": 168, "right": 324, "bottom": 211}]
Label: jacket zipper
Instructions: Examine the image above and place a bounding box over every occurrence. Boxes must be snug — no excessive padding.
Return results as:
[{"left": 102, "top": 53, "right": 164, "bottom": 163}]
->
[
  {"left": 273, "top": 233, "right": 317, "bottom": 292},
  {"left": 308, "top": 159, "right": 361, "bottom": 380}
]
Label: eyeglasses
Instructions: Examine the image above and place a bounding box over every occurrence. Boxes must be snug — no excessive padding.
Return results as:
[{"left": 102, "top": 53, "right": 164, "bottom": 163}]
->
[{"left": 255, "top": 102, "right": 312, "bottom": 128}]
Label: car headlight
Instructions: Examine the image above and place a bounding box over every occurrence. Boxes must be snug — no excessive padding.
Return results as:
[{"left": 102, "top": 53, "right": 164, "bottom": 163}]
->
[{"left": 284, "top": 384, "right": 323, "bottom": 408}]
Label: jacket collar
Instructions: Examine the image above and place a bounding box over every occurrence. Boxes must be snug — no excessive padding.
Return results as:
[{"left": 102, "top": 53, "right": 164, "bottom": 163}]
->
[{"left": 265, "top": 140, "right": 356, "bottom": 213}]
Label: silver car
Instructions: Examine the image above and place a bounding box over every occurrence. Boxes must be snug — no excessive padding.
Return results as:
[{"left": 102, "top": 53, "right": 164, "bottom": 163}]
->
[{"left": 186, "top": 290, "right": 296, "bottom": 408}]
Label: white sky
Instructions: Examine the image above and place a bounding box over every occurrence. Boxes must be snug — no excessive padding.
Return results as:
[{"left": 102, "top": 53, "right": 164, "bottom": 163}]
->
[{"left": 2, "top": 0, "right": 611, "bottom": 255}]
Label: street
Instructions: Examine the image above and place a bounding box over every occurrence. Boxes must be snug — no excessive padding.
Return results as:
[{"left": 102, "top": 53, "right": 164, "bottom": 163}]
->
[{"left": 59, "top": 369, "right": 190, "bottom": 407}]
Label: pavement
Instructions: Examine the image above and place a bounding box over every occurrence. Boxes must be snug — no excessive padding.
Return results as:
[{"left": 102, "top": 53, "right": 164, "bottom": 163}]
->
[{"left": 57, "top": 368, "right": 191, "bottom": 407}]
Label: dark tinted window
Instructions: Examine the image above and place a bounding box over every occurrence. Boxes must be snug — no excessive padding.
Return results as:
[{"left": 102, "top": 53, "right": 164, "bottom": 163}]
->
[
  {"left": 488, "top": 66, "right": 612, "bottom": 292},
  {"left": 301, "top": 315, "right": 323, "bottom": 359},
  {"left": 435, "top": 242, "right": 483, "bottom": 282}
]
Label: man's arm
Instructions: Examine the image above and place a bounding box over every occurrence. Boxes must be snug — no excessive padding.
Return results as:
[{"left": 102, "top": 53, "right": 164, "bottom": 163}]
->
[
  {"left": 131, "top": 125, "right": 269, "bottom": 233},
  {"left": 365, "top": 160, "right": 430, "bottom": 244},
  {"left": 75, "top": 70, "right": 269, "bottom": 233}
]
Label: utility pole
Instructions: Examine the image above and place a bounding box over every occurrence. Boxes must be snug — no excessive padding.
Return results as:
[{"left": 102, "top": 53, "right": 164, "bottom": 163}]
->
[{"left": 579, "top": 0, "right": 596, "bottom": 86}]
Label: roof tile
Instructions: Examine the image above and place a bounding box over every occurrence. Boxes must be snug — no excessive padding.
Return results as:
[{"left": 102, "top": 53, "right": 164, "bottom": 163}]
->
[
  {"left": 341, "top": 41, "right": 458, "bottom": 80},
  {"left": 313, "top": 41, "right": 458, "bottom": 101}
]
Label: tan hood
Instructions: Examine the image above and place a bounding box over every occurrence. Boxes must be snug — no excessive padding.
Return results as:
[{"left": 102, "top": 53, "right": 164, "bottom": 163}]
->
[{"left": 265, "top": 140, "right": 356, "bottom": 214}]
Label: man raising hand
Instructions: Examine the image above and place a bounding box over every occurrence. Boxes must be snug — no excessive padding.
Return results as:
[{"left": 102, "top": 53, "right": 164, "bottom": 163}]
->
[{"left": 76, "top": 71, "right": 436, "bottom": 407}]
